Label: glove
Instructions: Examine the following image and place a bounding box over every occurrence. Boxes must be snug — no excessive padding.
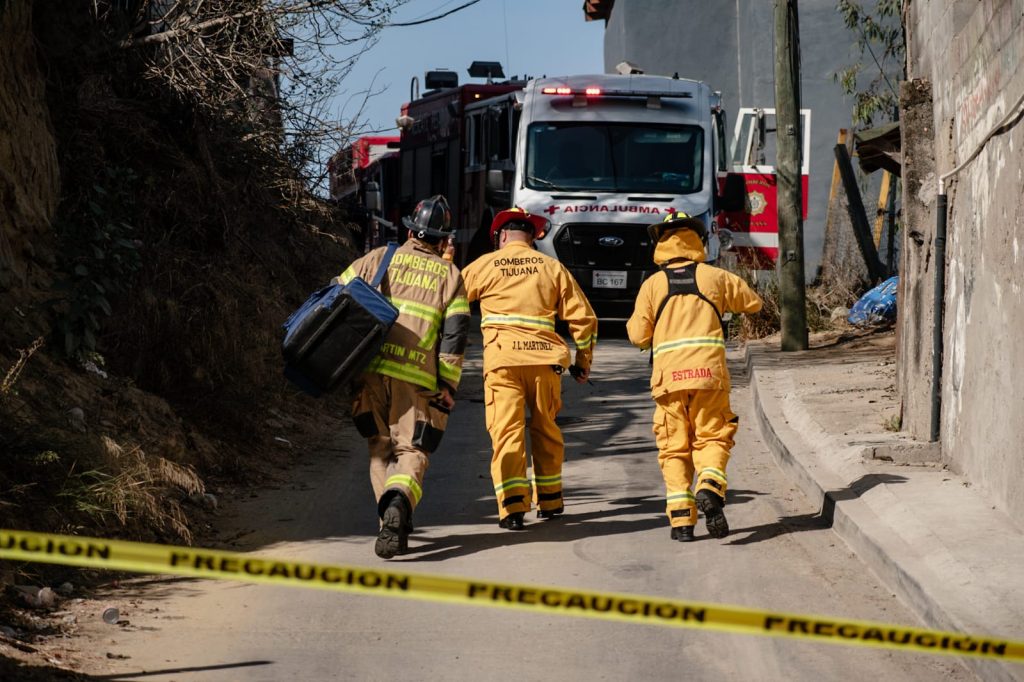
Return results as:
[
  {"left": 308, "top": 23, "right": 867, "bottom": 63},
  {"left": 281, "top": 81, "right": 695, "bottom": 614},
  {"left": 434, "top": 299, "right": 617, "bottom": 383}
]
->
[{"left": 568, "top": 364, "right": 592, "bottom": 385}]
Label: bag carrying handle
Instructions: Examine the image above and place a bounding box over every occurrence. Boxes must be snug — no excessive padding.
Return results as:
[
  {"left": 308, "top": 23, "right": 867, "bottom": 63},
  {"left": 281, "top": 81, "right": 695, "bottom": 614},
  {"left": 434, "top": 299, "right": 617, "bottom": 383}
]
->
[{"left": 369, "top": 242, "right": 399, "bottom": 289}]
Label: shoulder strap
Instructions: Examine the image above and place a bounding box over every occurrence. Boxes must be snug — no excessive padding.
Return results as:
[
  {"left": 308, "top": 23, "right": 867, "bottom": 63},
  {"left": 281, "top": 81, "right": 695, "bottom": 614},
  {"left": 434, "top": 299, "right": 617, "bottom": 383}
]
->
[
  {"left": 369, "top": 242, "right": 399, "bottom": 289},
  {"left": 649, "top": 262, "right": 727, "bottom": 365},
  {"left": 653, "top": 263, "right": 710, "bottom": 326}
]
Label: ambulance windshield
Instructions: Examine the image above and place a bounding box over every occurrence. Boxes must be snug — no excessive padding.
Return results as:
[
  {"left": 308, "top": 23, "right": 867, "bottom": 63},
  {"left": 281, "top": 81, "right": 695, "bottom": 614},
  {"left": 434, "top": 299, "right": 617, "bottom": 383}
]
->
[{"left": 526, "top": 122, "right": 704, "bottom": 194}]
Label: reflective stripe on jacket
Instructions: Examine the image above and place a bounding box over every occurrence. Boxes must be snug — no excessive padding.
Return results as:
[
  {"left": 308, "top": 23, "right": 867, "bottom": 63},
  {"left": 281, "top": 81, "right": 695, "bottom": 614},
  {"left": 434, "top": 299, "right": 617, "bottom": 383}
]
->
[
  {"left": 627, "top": 229, "right": 762, "bottom": 396},
  {"left": 335, "top": 239, "right": 469, "bottom": 392},
  {"left": 462, "top": 241, "right": 597, "bottom": 374}
]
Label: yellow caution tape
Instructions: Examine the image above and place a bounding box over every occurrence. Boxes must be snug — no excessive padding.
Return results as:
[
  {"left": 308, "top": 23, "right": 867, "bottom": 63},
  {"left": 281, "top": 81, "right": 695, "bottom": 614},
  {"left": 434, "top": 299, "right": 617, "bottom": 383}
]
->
[{"left": 2, "top": 528, "right": 1022, "bottom": 662}]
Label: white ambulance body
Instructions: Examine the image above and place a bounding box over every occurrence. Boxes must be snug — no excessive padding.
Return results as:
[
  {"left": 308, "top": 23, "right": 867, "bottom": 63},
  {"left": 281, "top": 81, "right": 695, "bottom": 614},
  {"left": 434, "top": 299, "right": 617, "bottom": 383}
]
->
[{"left": 512, "top": 74, "right": 727, "bottom": 319}]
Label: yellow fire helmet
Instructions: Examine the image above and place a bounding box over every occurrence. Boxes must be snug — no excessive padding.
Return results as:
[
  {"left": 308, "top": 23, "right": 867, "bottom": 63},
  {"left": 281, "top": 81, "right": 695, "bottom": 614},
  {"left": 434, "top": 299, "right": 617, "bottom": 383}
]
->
[{"left": 647, "top": 211, "right": 707, "bottom": 243}]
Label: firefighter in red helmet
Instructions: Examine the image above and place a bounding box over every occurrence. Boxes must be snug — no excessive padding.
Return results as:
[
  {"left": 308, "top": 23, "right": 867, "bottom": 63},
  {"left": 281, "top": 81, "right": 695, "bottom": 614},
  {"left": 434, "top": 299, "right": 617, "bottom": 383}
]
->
[
  {"left": 462, "top": 208, "right": 598, "bottom": 530},
  {"left": 489, "top": 207, "right": 549, "bottom": 245}
]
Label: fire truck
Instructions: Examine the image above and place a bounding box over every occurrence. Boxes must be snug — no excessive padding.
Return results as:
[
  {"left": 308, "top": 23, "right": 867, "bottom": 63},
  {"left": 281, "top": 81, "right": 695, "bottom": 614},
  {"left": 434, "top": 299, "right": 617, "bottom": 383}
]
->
[
  {"left": 719, "top": 105, "right": 811, "bottom": 266},
  {"left": 395, "top": 67, "right": 527, "bottom": 263},
  {"left": 328, "top": 135, "right": 401, "bottom": 249}
]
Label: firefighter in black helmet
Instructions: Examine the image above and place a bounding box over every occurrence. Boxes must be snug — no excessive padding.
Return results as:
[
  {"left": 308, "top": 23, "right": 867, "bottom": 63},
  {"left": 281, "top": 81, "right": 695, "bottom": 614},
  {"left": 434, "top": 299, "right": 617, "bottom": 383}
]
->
[
  {"left": 403, "top": 195, "right": 453, "bottom": 241},
  {"left": 336, "top": 194, "right": 470, "bottom": 558},
  {"left": 404, "top": 195, "right": 456, "bottom": 260}
]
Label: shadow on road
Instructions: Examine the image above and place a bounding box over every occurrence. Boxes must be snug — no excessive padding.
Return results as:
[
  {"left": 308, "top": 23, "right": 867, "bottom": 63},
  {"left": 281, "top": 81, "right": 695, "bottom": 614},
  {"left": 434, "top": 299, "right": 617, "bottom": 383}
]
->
[
  {"left": 95, "top": 660, "right": 273, "bottom": 680},
  {"left": 726, "top": 473, "right": 907, "bottom": 546},
  {"left": 401, "top": 485, "right": 767, "bottom": 561},
  {"left": 0, "top": 654, "right": 96, "bottom": 680},
  {"left": 400, "top": 493, "right": 666, "bottom": 562},
  {"left": 725, "top": 488, "right": 766, "bottom": 506},
  {"left": 725, "top": 511, "right": 832, "bottom": 546},
  {"left": 0, "top": 652, "right": 268, "bottom": 681}
]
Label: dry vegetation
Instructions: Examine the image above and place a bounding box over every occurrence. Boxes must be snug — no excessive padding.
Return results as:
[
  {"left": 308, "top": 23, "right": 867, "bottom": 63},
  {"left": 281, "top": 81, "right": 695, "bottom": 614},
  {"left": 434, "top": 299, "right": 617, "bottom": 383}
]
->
[
  {"left": 732, "top": 263, "right": 866, "bottom": 341},
  {"left": 0, "top": 1, "right": 406, "bottom": 558}
]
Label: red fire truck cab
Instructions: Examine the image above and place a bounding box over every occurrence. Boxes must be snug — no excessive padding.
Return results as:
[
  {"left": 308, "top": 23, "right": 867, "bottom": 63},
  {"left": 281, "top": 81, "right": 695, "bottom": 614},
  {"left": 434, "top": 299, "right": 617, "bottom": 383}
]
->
[
  {"left": 397, "top": 68, "right": 527, "bottom": 264},
  {"left": 328, "top": 135, "right": 401, "bottom": 250}
]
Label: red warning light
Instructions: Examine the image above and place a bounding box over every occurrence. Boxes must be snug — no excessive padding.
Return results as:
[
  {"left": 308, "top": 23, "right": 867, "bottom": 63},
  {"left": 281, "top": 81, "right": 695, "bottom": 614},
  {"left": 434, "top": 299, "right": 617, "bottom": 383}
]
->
[{"left": 584, "top": 87, "right": 602, "bottom": 96}]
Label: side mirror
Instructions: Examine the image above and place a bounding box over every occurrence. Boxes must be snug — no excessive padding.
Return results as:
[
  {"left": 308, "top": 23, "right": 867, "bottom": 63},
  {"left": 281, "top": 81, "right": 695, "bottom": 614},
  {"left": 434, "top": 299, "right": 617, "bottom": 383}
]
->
[
  {"left": 718, "top": 173, "right": 746, "bottom": 213},
  {"left": 756, "top": 109, "right": 767, "bottom": 154},
  {"left": 718, "top": 227, "right": 734, "bottom": 252},
  {"left": 365, "top": 181, "right": 382, "bottom": 212},
  {"left": 486, "top": 169, "right": 504, "bottom": 192}
]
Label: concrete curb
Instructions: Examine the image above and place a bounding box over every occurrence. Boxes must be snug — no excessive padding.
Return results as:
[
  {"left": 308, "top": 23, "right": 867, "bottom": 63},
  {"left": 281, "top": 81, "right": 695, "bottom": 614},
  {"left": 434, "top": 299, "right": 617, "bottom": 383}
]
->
[{"left": 745, "top": 349, "right": 1020, "bottom": 682}]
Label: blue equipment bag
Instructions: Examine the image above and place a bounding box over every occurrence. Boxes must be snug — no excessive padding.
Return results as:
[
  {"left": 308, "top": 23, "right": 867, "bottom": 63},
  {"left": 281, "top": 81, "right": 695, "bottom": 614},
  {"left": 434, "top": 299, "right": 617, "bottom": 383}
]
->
[
  {"left": 848, "top": 275, "right": 899, "bottom": 326},
  {"left": 282, "top": 243, "right": 400, "bottom": 396}
]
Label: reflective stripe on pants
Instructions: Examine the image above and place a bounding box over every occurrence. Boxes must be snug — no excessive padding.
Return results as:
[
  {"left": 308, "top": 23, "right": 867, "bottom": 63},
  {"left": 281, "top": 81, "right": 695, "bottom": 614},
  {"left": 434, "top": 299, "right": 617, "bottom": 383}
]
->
[
  {"left": 352, "top": 373, "right": 449, "bottom": 513},
  {"left": 653, "top": 388, "right": 737, "bottom": 527},
  {"left": 484, "top": 365, "right": 564, "bottom": 519}
]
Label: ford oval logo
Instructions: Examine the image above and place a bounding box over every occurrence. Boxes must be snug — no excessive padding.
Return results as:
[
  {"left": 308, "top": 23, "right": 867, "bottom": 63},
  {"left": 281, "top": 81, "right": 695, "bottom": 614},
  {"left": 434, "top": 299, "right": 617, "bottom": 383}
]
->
[{"left": 598, "top": 236, "right": 624, "bottom": 247}]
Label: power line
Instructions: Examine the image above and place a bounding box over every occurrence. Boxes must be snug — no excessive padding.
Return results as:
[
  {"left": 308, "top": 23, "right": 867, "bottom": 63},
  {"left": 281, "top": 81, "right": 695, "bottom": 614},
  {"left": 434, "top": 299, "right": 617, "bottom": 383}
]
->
[
  {"left": 406, "top": 0, "right": 462, "bottom": 22},
  {"left": 386, "top": 0, "right": 483, "bottom": 27}
]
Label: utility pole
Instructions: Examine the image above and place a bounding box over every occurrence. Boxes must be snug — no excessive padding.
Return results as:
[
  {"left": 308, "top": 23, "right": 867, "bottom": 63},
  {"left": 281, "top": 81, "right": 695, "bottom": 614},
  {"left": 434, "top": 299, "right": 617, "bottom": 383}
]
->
[{"left": 774, "top": 0, "right": 808, "bottom": 351}]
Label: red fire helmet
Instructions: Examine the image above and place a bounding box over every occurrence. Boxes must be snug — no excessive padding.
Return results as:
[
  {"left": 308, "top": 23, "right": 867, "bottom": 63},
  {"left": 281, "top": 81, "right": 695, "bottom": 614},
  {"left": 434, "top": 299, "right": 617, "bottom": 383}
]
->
[{"left": 490, "top": 207, "right": 550, "bottom": 241}]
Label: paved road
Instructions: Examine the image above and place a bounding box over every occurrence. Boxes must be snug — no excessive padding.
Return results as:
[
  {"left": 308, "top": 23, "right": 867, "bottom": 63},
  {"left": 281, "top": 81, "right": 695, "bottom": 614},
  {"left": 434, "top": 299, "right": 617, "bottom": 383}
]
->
[{"left": 77, "top": 334, "right": 970, "bottom": 681}]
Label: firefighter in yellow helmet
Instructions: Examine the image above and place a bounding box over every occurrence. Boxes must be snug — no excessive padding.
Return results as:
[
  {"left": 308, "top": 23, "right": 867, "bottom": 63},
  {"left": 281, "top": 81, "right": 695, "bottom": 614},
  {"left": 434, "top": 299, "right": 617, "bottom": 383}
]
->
[
  {"left": 335, "top": 195, "right": 470, "bottom": 558},
  {"left": 627, "top": 212, "right": 762, "bottom": 542},
  {"left": 462, "top": 208, "right": 598, "bottom": 530}
]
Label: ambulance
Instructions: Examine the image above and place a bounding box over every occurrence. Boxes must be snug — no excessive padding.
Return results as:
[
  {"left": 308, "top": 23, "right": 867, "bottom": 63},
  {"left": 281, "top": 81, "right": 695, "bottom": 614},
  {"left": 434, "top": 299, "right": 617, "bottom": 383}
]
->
[{"left": 510, "top": 73, "right": 809, "bottom": 318}]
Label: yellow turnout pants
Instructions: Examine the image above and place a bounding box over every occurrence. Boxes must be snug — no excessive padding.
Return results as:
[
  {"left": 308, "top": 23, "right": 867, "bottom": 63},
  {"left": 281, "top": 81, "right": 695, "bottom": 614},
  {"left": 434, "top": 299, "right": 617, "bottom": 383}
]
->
[
  {"left": 653, "top": 388, "right": 737, "bottom": 527},
  {"left": 351, "top": 373, "right": 450, "bottom": 515},
  {"left": 484, "top": 365, "right": 564, "bottom": 519}
]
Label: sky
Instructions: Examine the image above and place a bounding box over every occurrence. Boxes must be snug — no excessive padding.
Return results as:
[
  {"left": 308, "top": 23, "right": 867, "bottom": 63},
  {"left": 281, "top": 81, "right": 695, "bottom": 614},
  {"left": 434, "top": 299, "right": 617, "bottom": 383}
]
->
[{"left": 329, "top": 0, "right": 606, "bottom": 135}]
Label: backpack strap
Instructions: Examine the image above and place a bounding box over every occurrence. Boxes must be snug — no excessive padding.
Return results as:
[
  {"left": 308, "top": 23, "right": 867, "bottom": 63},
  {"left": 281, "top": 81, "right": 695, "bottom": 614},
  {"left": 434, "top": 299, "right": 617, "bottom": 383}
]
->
[
  {"left": 369, "top": 242, "right": 399, "bottom": 289},
  {"left": 649, "top": 261, "right": 727, "bottom": 365}
]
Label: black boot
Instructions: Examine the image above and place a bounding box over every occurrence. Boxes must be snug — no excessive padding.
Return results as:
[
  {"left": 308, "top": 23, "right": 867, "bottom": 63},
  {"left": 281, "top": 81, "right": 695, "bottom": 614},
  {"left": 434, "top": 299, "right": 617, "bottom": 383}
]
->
[
  {"left": 537, "top": 505, "right": 564, "bottom": 519},
  {"left": 375, "top": 492, "right": 412, "bottom": 559},
  {"left": 498, "top": 511, "right": 526, "bottom": 530},
  {"left": 696, "top": 489, "right": 729, "bottom": 539},
  {"left": 670, "top": 526, "right": 695, "bottom": 542}
]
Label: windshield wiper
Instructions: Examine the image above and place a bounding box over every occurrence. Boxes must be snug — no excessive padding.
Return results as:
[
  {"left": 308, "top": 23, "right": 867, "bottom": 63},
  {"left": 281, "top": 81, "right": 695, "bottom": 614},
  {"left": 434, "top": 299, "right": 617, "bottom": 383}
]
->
[{"left": 526, "top": 175, "right": 573, "bottom": 192}]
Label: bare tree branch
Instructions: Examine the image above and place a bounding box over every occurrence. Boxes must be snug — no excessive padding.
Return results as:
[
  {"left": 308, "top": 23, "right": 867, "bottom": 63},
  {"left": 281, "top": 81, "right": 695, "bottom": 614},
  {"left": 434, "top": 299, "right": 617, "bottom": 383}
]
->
[{"left": 91, "top": 0, "right": 410, "bottom": 194}]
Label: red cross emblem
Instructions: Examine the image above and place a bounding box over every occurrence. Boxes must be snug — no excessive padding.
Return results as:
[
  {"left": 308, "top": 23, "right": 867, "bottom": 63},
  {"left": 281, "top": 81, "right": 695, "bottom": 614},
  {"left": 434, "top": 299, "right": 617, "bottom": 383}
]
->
[{"left": 544, "top": 205, "right": 559, "bottom": 215}]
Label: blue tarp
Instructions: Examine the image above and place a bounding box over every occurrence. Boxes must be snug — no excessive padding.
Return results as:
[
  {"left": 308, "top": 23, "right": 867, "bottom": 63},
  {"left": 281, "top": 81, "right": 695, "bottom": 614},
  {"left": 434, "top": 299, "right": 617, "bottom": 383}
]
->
[{"left": 848, "top": 276, "right": 898, "bottom": 325}]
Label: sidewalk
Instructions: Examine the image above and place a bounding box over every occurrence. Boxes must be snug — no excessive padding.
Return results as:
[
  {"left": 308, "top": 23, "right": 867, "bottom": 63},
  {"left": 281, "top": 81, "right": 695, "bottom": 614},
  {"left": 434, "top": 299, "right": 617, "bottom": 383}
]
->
[{"left": 743, "top": 329, "right": 1024, "bottom": 682}]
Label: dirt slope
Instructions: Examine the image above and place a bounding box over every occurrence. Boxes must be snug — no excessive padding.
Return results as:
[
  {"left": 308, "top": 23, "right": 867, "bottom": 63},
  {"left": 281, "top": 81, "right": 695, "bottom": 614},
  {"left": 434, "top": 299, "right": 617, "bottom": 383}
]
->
[{"left": 1, "top": 4, "right": 359, "bottom": 667}]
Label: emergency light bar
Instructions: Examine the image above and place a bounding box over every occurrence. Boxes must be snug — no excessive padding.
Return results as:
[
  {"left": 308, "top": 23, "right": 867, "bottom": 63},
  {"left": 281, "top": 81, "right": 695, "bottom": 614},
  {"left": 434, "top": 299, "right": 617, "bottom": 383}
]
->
[{"left": 540, "top": 86, "right": 693, "bottom": 99}]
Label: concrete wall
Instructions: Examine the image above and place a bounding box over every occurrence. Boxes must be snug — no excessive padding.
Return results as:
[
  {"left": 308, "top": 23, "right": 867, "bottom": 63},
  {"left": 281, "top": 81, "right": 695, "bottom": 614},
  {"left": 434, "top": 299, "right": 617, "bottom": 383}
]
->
[
  {"left": 904, "top": 0, "right": 1024, "bottom": 523},
  {"left": 602, "top": 0, "right": 867, "bottom": 275}
]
